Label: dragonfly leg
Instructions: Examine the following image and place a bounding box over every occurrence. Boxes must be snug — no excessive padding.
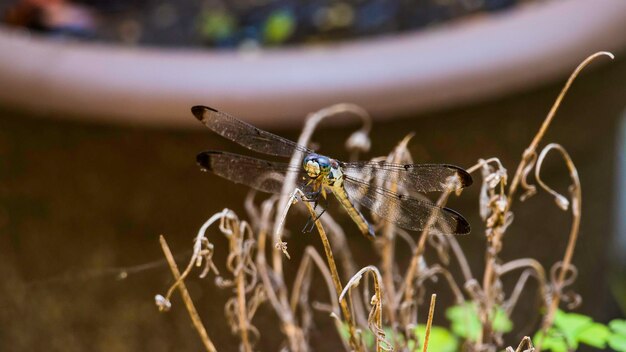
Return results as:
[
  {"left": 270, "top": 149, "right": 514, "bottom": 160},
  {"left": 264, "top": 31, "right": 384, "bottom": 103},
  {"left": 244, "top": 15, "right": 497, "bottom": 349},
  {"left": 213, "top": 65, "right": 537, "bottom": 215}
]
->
[
  {"left": 302, "top": 217, "right": 315, "bottom": 233},
  {"left": 301, "top": 196, "right": 328, "bottom": 233},
  {"left": 301, "top": 208, "right": 327, "bottom": 233},
  {"left": 302, "top": 190, "right": 321, "bottom": 203}
]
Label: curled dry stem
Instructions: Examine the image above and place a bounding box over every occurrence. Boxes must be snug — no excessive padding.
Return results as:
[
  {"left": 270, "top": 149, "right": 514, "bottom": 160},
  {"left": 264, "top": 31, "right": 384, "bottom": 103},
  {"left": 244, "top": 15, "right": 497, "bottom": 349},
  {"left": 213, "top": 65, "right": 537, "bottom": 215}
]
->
[
  {"left": 158, "top": 209, "right": 234, "bottom": 308},
  {"left": 478, "top": 51, "right": 612, "bottom": 346},
  {"left": 229, "top": 219, "right": 255, "bottom": 351},
  {"left": 508, "top": 51, "right": 613, "bottom": 204},
  {"left": 498, "top": 258, "right": 548, "bottom": 315},
  {"left": 535, "top": 144, "right": 582, "bottom": 333},
  {"left": 339, "top": 266, "right": 390, "bottom": 352},
  {"left": 506, "top": 336, "right": 535, "bottom": 352}
]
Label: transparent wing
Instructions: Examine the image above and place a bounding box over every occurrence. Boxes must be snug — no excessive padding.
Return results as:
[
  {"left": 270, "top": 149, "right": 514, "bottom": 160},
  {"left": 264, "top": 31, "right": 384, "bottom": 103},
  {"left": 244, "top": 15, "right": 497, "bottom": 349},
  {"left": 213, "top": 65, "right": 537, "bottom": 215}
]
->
[
  {"left": 342, "top": 161, "right": 472, "bottom": 193},
  {"left": 192, "top": 106, "right": 313, "bottom": 158},
  {"left": 197, "top": 151, "right": 309, "bottom": 194},
  {"left": 342, "top": 175, "right": 470, "bottom": 234}
]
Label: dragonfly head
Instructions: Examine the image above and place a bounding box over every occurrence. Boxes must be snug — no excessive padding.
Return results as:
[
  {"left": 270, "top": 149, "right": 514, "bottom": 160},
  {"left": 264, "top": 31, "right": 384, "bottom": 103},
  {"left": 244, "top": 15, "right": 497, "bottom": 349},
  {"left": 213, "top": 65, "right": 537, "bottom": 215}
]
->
[{"left": 303, "top": 154, "right": 331, "bottom": 178}]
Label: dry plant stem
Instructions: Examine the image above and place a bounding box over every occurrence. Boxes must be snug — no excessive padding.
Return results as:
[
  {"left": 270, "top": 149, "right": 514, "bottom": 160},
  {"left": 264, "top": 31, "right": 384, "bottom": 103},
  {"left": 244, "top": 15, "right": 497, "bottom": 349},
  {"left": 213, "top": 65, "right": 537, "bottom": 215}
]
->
[
  {"left": 402, "top": 189, "right": 452, "bottom": 310},
  {"left": 290, "top": 246, "right": 340, "bottom": 316},
  {"left": 230, "top": 223, "right": 252, "bottom": 352},
  {"left": 299, "top": 193, "right": 363, "bottom": 351},
  {"left": 339, "top": 266, "right": 385, "bottom": 352},
  {"left": 381, "top": 133, "right": 415, "bottom": 325},
  {"left": 255, "top": 199, "right": 306, "bottom": 351},
  {"left": 289, "top": 246, "right": 349, "bottom": 351},
  {"left": 507, "top": 336, "right": 535, "bottom": 352},
  {"left": 507, "top": 51, "right": 612, "bottom": 203},
  {"left": 422, "top": 294, "right": 437, "bottom": 352},
  {"left": 162, "top": 211, "right": 227, "bottom": 301},
  {"left": 478, "top": 51, "right": 613, "bottom": 345},
  {"left": 446, "top": 236, "right": 474, "bottom": 282},
  {"left": 159, "top": 235, "right": 217, "bottom": 352},
  {"left": 318, "top": 212, "right": 367, "bottom": 326},
  {"left": 498, "top": 259, "right": 547, "bottom": 315},
  {"left": 536, "top": 144, "right": 582, "bottom": 336}
]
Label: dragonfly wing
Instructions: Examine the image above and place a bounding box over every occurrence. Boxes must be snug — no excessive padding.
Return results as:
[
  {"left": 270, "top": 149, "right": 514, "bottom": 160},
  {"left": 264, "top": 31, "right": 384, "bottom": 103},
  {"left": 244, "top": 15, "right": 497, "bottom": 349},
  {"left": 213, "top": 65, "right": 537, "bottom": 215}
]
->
[
  {"left": 192, "top": 106, "right": 313, "bottom": 158},
  {"left": 342, "top": 175, "right": 470, "bottom": 235},
  {"left": 197, "top": 151, "right": 309, "bottom": 194},
  {"left": 342, "top": 161, "right": 472, "bottom": 193}
]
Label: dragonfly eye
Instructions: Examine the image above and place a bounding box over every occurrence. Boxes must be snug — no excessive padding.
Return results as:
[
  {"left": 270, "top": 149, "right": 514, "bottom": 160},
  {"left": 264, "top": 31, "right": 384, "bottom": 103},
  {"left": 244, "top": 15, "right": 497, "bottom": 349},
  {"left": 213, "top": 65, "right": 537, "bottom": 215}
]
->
[{"left": 303, "top": 154, "right": 331, "bottom": 178}]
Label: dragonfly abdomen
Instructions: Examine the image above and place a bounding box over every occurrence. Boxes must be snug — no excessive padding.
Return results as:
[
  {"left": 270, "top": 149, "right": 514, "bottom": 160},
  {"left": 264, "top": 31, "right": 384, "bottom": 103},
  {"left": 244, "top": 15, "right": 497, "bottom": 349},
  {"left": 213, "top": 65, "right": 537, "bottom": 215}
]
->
[{"left": 331, "top": 184, "right": 375, "bottom": 238}]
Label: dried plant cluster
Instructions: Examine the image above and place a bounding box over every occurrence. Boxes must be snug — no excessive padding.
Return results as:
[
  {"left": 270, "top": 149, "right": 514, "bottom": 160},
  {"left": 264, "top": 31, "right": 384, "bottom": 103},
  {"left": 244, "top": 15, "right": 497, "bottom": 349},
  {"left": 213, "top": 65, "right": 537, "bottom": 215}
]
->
[{"left": 155, "top": 52, "right": 613, "bottom": 352}]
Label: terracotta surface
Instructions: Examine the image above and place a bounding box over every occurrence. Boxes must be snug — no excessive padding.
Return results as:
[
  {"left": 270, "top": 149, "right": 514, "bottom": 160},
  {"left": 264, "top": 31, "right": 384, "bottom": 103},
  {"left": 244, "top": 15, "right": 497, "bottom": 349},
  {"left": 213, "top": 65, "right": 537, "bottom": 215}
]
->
[{"left": 0, "top": 0, "right": 625, "bottom": 128}]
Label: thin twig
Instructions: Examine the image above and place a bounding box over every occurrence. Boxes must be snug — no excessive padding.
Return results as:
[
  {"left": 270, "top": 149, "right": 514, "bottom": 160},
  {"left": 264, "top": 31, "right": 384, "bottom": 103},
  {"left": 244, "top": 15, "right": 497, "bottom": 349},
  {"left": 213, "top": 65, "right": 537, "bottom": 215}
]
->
[
  {"left": 422, "top": 294, "right": 437, "bottom": 352},
  {"left": 159, "top": 235, "right": 217, "bottom": 352}
]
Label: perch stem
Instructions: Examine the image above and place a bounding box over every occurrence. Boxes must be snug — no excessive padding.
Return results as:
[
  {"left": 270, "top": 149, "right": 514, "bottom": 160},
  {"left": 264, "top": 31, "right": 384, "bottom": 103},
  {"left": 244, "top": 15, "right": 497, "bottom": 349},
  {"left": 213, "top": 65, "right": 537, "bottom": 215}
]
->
[{"left": 300, "top": 191, "right": 363, "bottom": 351}]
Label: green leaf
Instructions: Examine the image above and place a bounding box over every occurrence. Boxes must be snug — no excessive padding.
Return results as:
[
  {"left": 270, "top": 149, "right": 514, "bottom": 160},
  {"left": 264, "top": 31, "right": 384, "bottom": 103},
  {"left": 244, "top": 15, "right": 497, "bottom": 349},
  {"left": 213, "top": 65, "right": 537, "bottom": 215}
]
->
[
  {"left": 199, "top": 11, "right": 236, "bottom": 40},
  {"left": 339, "top": 322, "right": 350, "bottom": 341},
  {"left": 263, "top": 10, "right": 296, "bottom": 44},
  {"left": 492, "top": 306, "right": 513, "bottom": 333},
  {"left": 445, "top": 302, "right": 512, "bottom": 341},
  {"left": 362, "top": 329, "right": 375, "bottom": 348},
  {"left": 339, "top": 323, "right": 375, "bottom": 349},
  {"left": 610, "top": 319, "right": 626, "bottom": 336},
  {"left": 608, "top": 333, "right": 626, "bottom": 352},
  {"left": 577, "top": 322, "right": 610, "bottom": 348},
  {"left": 534, "top": 329, "right": 568, "bottom": 352},
  {"left": 553, "top": 310, "right": 593, "bottom": 348},
  {"left": 445, "top": 303, "right": 481, "bottom": 341},
  {"left": 414, "top": 326, "right": 458, "bottom": 352}
]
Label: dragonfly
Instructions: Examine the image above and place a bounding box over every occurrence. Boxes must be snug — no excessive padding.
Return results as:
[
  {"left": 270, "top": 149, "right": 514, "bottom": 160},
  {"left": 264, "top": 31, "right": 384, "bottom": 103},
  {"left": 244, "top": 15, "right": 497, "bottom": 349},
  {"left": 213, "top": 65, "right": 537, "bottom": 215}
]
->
[{"left": 192, "top": 105, "right": 473, "bottom": 238}]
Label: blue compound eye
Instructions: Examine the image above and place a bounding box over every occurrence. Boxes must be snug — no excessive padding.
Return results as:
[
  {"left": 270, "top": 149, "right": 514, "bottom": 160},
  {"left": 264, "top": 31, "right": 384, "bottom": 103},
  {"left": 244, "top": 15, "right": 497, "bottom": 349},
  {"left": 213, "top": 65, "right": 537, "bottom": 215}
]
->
[
  {"left": 303, "top": 154, "right": 331, "bottom": 178},
  {"left": 317, "top": 156, "right": 331, "bottom": 172}
]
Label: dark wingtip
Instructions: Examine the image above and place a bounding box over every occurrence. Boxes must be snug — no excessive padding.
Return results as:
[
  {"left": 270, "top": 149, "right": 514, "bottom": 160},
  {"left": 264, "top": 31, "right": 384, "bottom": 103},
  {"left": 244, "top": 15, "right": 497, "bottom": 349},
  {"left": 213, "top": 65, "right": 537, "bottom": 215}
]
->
[
  {"left": 444, "top": 207, "right": 471, "bottom": 235},
  {"left": 455, "top": 217, "right": 471, "bottom": 235},
  {"left": 191, "top": 105, "right": 218, "bottom": 121},
  {"left": 196, "top": 151, "right": 219, "bottom": 171},
  {"left": 441, "top": 164, "right": 473, "bottom": 189},
  {"left": 457, "top": 169, "right": 473, "bottom": 188}
]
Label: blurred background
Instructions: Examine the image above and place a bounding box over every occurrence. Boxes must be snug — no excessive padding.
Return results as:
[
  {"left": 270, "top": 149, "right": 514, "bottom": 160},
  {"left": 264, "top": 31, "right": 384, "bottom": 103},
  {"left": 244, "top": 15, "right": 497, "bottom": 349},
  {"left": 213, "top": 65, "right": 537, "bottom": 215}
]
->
[{"left": 0, "top": 0, "right": 625, "bottom": 351}]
